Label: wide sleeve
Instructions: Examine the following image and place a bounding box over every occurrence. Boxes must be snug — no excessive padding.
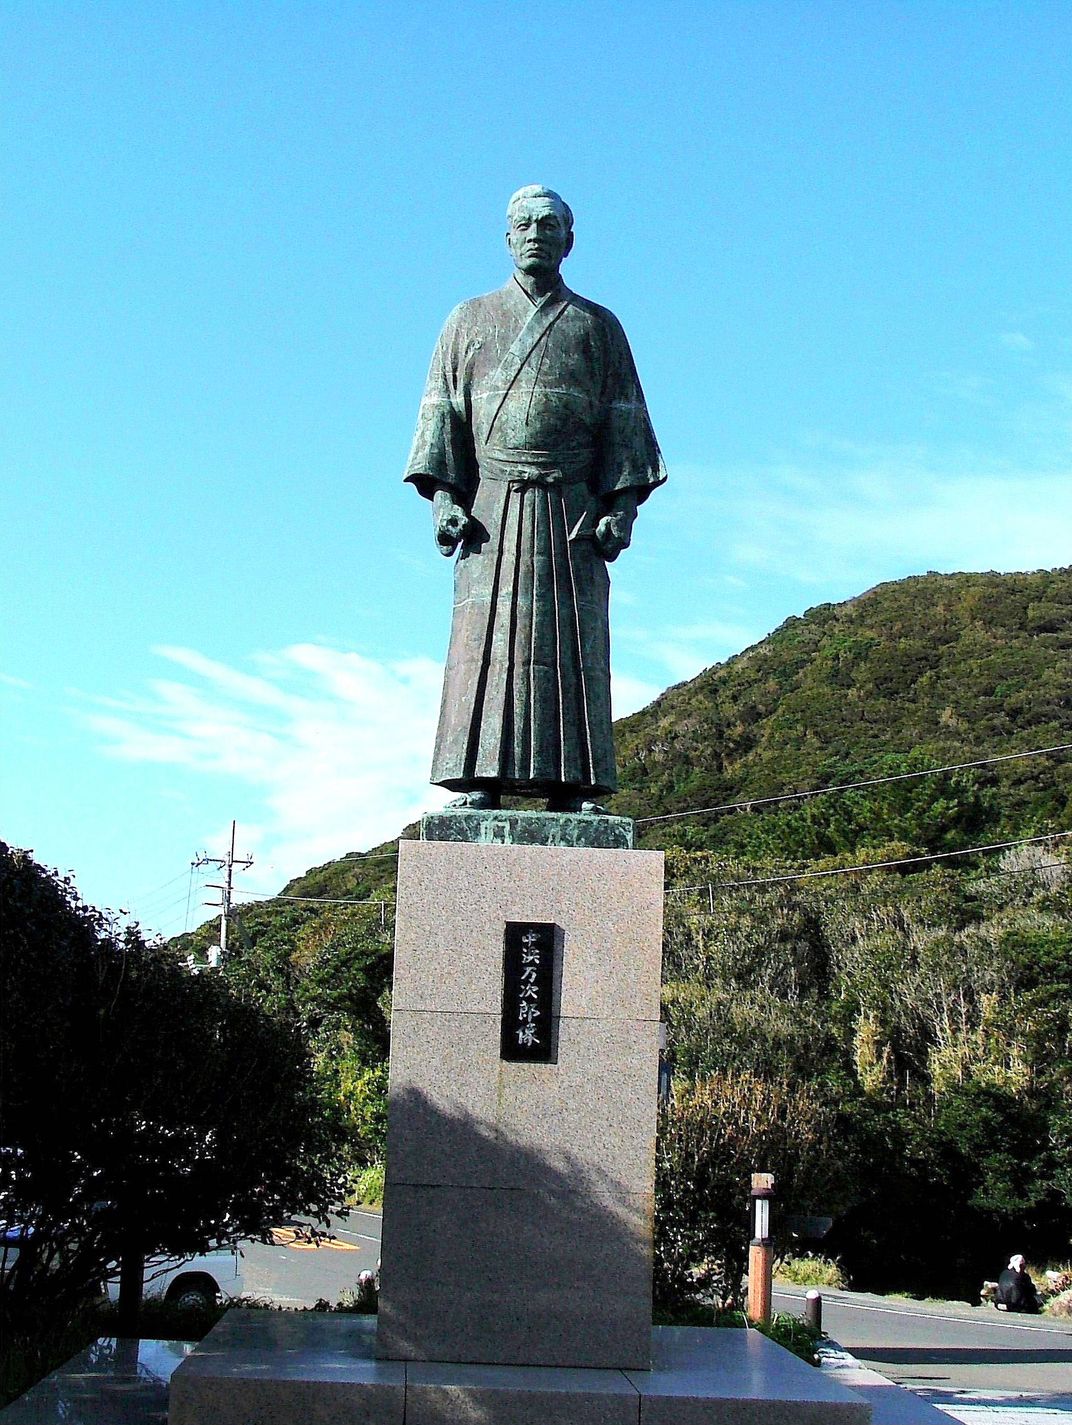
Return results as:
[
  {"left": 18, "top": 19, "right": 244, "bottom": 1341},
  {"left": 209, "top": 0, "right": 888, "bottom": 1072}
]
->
[
  {"left": 592, "top": 310, "right": 667, "bottom": 505},
  {"left": 403, "top": 307, "right": 477, "bottom": 503}
]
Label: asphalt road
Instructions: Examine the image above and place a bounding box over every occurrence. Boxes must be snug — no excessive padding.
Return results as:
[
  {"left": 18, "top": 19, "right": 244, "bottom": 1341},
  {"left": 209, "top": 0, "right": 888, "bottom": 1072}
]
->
[
  {"left": 234, "top": 1209, "right": 382, "bottom": 1307},
  {"left": 774, "top": 1285, "right": 1072, "bottom": 1395}
]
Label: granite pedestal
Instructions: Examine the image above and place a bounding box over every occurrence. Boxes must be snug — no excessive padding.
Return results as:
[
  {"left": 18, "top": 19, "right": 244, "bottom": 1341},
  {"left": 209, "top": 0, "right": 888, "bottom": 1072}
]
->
[
  {"left": 166, "top": 810, "right": 872, "bottom": 1424},
  {"left": 168, "top": 1312, "right": 871, "bottom": 1425},
  {"left": 376, "top": 813, "right": 664, "bottom": 1369}
]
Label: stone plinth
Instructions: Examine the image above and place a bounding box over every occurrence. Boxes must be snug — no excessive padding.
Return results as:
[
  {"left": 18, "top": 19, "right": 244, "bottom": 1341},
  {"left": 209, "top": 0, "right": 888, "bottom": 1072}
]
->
[
  {"left": 420, "top": 807, "right": 635, "bottom": 850},
  {"left": 168, "top": 1314, "right": 404, "bottom": 1425},
  {"left": 166, "top": 1313, "right": 872, "bottom": 1425},
  {"left": 376, "top": 833, "right": 664, "bottom": 1370}
]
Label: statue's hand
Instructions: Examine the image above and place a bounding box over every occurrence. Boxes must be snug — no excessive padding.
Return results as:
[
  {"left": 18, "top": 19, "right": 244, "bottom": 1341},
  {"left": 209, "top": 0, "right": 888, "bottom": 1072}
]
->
[
  {"left": 433, "top": 491, "right": 471, "bottom": 555},
  {"left": 594, "top": 507, "right": 635, "bottom": 562}
]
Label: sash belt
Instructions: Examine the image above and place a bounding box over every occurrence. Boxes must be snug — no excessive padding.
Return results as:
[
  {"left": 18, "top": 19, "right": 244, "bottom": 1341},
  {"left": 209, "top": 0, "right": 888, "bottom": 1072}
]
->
[{"left": 478, "top": 447, "right": 593, "bottom": 488}]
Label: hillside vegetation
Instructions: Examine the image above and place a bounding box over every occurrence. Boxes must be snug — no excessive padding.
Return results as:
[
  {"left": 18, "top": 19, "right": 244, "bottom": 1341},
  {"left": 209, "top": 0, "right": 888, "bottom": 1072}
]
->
[
  {"left": 616, "top": 567, "right": 1072, "bottom": 855},
  {"left": 172, "top": 567, "right": 1072, "bottom": 1300}
]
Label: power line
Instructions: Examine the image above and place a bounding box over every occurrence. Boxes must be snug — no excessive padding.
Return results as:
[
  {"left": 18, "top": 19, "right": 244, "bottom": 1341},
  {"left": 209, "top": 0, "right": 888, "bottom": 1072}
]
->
[
  {"left": 126, "top": 868, "right": 194, "bottom": 902},
  {"left": 183, "top": 860, "right": 198, "bottom": 934},
  {"left": 341, "top": 848, "right": 406, "bottom": 860},
  {"left": 230, "top": 888, "right": 391, "bottom": 907},
  {"left": 636, "top": 740, "right": 1072, "bottom": 827},
  {"left": 666, "top": 829, "right": 1072, "bottom": 897}
]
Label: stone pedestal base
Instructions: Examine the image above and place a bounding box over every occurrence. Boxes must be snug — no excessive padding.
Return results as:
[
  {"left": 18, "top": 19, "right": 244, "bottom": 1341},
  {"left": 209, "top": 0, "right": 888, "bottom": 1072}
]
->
[
  {"left": 376, "top": 835, "right": 664, "bottom": 1369},
  {"left": 168, "top": 1312, "right": 871, "bottom": 1425}
]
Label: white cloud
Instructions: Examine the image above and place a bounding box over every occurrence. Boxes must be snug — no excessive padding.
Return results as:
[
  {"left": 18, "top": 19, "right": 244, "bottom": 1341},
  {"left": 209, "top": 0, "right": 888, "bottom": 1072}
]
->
[
  {"left": 83, "top": 643, "right": 669, "bottom": 900},
  {"left": 84, "top": 643, "right": 451, "bottom": 893},
  {"left": 664, "top": 438, "right": 1072, "bottom": 599},
  {"left": 611, "top": 670, "right": 662, "bottom": 718},
  {"left": 1000, "top": 331, "right": 1034, "bottom": 352},
  {"left": 618, "top": 621, "right": 760, "bottom": 684},
  {"left": 740, "top": 465, "right": 1072, "bottom": 584}
]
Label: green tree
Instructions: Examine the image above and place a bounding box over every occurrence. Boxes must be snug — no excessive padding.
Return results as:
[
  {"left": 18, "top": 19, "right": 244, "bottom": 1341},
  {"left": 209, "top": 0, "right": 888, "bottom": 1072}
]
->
[{"left": 0, "top": 843, "right": 350, "bottom": 1346}]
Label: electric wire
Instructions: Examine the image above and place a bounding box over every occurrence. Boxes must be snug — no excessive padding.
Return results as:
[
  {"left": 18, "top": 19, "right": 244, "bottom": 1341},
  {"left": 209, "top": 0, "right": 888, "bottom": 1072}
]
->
[
  {"left": 183, "top": 861, "right": 196, "bottom": 933},
  {"left": 666, "top": 829, "right": 1072, "bottom": 896},
  {"left": 635, "top": 740, "right": 1072, "bottom": 826},
  {"left": 229, "top": 887, "right": 390, "bottom": 906}
]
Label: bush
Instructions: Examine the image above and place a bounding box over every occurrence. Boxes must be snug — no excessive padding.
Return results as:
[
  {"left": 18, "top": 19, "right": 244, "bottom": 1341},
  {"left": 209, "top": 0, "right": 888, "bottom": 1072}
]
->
[
  {"left": 775, "top": 1254, "right": 846, "bottom": 1289},
  {"left": 755, "top": 1312, "right": 823, "bottom": 1366},
  {"left": 352, "top": 1161, "right": 385, "bottom": 1208},
  {"left": 654, "top": 1072, "right": 854, "bottom": 1309}
]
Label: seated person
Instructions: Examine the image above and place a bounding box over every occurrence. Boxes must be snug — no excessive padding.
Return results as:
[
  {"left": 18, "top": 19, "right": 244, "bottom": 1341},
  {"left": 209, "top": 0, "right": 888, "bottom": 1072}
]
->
[{"left": 995, "top": 1254, "right": 1041, "bottom": 1313}]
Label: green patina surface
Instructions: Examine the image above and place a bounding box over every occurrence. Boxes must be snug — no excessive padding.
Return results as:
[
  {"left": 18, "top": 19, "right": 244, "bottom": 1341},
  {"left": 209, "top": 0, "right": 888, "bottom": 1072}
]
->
[
  {"left": 405, "top": 184, "right": 664, "bottom": 806},
  {"left": 420, "top": 808, "right": 635, "bottom": 850}
]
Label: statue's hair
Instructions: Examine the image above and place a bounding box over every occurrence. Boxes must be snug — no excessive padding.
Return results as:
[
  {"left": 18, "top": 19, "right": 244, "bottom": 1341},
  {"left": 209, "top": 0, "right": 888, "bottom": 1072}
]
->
[{"left": 506, "top": 185, "right": 574, "bottom": 233}]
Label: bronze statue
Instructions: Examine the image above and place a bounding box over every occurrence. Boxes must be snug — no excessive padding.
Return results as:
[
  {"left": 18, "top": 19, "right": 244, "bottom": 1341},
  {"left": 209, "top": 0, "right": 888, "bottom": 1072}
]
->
[{"left": 405, "top": 185, "right": 665, "bottom": 813}]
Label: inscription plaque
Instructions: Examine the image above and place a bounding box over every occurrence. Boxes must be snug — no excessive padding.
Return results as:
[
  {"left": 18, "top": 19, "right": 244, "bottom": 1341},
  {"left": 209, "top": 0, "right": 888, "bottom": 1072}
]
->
[{"left": 501, "top": 922, "right": 556, "bottom": 1062}]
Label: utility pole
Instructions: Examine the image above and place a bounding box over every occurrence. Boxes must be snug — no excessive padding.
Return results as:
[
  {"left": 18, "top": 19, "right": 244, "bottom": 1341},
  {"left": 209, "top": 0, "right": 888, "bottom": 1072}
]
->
[{"left": 195, "top": 821, "right": 253, "bottom": 966}]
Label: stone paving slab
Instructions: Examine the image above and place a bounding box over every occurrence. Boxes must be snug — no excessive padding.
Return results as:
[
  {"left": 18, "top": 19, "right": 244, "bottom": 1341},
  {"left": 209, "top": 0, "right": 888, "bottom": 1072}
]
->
[
  {"left": 820, "top": 1344, "right": 955, "bottom": 1422},
  {"left": 0, "top": 1338, "right": 193, "bottom": 1425}
]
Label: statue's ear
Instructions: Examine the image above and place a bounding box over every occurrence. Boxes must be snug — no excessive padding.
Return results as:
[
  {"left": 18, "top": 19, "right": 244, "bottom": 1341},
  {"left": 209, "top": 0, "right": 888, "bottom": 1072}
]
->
[{"left": 563, "top": 230, "right": 575, "bottom": 260}]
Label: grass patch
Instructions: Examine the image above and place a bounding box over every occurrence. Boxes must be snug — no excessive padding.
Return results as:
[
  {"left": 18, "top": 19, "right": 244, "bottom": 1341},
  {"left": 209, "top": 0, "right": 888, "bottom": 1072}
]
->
[
  {"left": 653, "top": 1301, "right": 746, "bottom": 1328},
  {"left": 94, "top": 1296, "right": 228, "bottom": 1339},
  {"left": 774, "top": 1254, "right": 846, "bottom": 1290}
]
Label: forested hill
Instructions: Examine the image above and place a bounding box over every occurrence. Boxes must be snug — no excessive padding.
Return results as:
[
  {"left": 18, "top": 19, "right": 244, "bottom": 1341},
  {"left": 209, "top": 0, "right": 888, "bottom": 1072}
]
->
[
  {"left": 615, "top": 566, "right": 1072, "bottom": 858},
  {"left": 188, "top": 564, "right": 1072, "bottom": 909}
]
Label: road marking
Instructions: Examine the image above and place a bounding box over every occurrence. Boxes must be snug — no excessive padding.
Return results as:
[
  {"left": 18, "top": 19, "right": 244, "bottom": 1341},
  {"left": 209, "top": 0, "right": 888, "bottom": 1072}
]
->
[
  {"left": 935, "top": 1408, "right": 1072, "bottom": 1422},
  {"left": 773, "top": 1292, "right": 1072, "bottom": 1337},
  {"left": 270, "top": 1228, "right": 362, "bottom": 1252}
]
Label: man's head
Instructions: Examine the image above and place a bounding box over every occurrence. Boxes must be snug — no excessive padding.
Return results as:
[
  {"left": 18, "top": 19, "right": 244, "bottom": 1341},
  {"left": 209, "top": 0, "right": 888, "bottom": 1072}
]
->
[
  {"left": 1010, "top": 1254, "right": 1026, "bottom": 1272},
  {"left": 506, "top": 185, "right": 574, "bottom": 278}
]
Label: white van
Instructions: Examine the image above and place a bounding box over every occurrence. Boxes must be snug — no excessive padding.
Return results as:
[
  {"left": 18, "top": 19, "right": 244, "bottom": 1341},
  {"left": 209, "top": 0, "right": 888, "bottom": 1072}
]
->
[{"left": 106, "top": 1246, "right": 243, "bottom": 1309}]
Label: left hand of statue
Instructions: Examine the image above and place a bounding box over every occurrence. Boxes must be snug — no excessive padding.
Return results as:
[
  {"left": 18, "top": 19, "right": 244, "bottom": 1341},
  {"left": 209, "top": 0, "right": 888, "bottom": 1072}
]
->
[
  {"left": 433, "top": 489, "right": 471, "bottom": 555},
  {"left": 594, "top": 507, "right": 636, "bottom": 562}
]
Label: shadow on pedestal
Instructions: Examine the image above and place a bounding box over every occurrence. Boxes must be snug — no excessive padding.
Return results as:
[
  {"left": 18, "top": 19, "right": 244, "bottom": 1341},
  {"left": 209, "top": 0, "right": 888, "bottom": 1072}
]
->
[{"left": 377, "top": 1085, "right": 654, "bottom": 1368}]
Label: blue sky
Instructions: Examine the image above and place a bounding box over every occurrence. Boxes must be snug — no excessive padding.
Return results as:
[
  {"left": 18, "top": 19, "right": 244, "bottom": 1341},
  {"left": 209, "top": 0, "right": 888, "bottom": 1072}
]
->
[{"left": 4, "top": 1, "right": 1072, "bottom": 937}]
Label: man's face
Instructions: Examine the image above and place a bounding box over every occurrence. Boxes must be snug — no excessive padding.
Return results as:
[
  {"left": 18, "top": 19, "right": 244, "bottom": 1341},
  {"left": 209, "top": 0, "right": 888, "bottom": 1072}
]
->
[{"left": 507, "top": 200, "right": 573, "bottom": 277}]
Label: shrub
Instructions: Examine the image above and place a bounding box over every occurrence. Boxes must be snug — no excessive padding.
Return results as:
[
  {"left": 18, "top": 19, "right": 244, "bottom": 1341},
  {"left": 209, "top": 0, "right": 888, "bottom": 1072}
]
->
[
  {"left": 353, "top": 1161, "right": 385, "bottom": 1208},
  {"left": 654, "top": 1071, "right": 854, "bottom": 1309},
  {"left": 755, "top": 1312, "right": 823, "bottom": 1366}
]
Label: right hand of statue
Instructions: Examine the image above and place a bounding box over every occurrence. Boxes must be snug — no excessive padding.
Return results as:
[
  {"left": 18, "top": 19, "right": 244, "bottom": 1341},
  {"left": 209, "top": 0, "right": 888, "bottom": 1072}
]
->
[{"left": 434, "top": 494, "right": 470, "bottom": 555}]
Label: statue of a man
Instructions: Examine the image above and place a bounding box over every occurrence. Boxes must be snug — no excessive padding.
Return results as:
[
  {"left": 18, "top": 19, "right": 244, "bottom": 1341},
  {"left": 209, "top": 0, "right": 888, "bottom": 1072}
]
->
[{"left": 405, "top": 185, "right": 665, "bottom": 812}]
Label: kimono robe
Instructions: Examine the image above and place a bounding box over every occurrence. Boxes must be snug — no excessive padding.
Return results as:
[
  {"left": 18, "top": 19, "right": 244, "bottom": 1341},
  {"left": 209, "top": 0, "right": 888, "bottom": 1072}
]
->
[{"left": 405, "top": 275, "right": 665, "bottom": 797}]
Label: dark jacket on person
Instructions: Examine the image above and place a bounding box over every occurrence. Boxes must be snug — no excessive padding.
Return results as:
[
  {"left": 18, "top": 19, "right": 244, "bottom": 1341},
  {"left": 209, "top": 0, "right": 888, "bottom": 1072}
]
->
[{"left": 996, "top": 1267, "right": 1040, "bottom": 1312}]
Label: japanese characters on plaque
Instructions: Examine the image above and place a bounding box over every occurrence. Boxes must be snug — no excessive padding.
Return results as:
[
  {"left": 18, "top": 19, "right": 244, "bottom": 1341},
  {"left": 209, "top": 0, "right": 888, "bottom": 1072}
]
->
[{"left": 500, "top": 922, "right": 556, "bottom": 1063}]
